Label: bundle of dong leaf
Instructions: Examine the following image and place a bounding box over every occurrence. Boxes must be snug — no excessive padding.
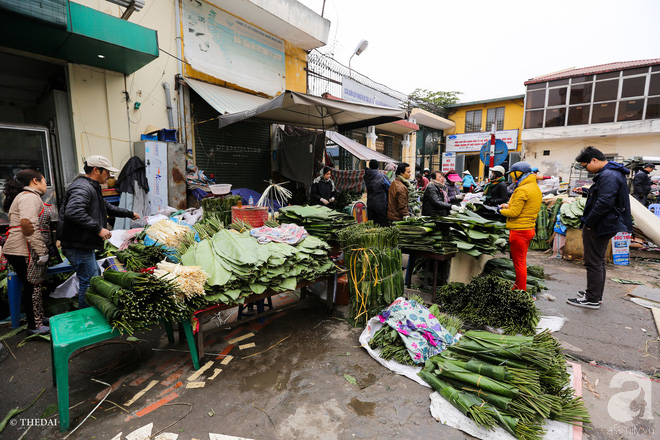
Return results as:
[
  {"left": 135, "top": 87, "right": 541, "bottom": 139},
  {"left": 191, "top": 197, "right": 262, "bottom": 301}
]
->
[
  {"left": 369, "top": 299, "right": 462, "bottom": 366},
  {"left": 84, "top": 269, "right": 191, "bottom": 335},
  {"left": 337, "top": 222, "right": 403, "bottom": 327},
  {"left": 393, "top": 217, "right": 457, "bottom": 254},
  {"left": 180, "top": 228, "right": 335, "bottom": 306},
  {"left": 484, "top": 258, "right": 547, "bottom": 294},
  {"left": 444, "top": 210, "right": 508, "bottom": 257},
  {"left": 115, "top": 243, "right": 167, "bottom": 271},
  {"left": 529, "top": 203, "right": 550, "bottom": 250},
  {"left": 560, "top": 197, "right": 586, "bottom": 229},
  {"left": 201, "top": 195, "right": 242, "bottom": 226},
  {"left": 278, "top": 205, "right": 356, "bottom": 242},
  {"left": 436, "top": 275, "right": 540, "bottom": 335},
  {"left": 419, "top": 330, "right": 590, "bottom": 440}
]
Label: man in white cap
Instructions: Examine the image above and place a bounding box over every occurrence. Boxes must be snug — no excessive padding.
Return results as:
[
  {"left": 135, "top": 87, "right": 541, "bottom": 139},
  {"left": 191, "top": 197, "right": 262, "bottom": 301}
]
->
[
  {"left": 58, "top": 155, "right": 139, "bottom": 308},
  {"left": 484, "top": 165, "right": 509, "bottom": 206}
]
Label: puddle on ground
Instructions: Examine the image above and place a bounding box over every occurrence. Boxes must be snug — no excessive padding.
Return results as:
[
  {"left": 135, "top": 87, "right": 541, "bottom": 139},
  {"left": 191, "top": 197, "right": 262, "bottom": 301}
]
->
[
  {"left": 348, "top": 397, "right": 376, "bottom": 416},
  {"left": 239, "top": 357, "right": 291, "bottom": 392}
]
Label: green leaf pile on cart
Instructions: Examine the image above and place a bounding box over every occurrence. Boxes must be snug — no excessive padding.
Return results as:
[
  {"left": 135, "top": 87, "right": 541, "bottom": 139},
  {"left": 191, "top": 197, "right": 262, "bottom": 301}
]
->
[
  {"left": 483, "top": 258, "right": 547, "bottom": 295},
  {"left": 85, "top": 269, "right": 194, "bottom": 335},
  {"left": 277, "top": 205, "right": 356, "bottom": 242},
  {"left": 115, "top": 243, "right": 167, "bottom": 271},
  {"left": 560, "top": 197, "right": 586, "bottom": 229},
  {"left": 529, "top": 198, "right": 563, "bottom": 251},
  {"left": 435, "top": 275, "right": 541, "bottom": 336},
  {"left": 444, "top": 210, "right": 508, "bottom": 257},
  {"left": 180, "top": 228, "right": 335, "bottom": 306},
  {"left": 393, "top": 217, "right": 457, "bottom": 254},
  {"left": 337, "top": 222, "right": 404, "bottom": 327},
  {"left": 419, "top": 330, "right": 590, "bottom": 440}
]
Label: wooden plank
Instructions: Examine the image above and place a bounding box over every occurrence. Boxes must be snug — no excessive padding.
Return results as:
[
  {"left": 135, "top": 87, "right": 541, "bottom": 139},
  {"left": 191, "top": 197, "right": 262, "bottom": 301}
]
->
[
  {"left": 652, "top": 307, "right": 660, "bottom": 334},
  {"left": 626, "top": 285, "right": 660, "bottom": 304}
]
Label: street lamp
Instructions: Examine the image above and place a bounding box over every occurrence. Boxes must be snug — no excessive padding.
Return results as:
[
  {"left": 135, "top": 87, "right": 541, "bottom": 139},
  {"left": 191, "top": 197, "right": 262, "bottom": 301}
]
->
[{"left": 348, "top": 39, "right": 369, "bottom": 75}]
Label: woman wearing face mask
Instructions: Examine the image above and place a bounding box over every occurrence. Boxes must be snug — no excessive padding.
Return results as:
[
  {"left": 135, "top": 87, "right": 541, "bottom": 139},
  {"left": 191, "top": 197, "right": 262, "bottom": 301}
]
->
[
  {"left": 422, "top": 171, "right": 453, "bottom": 216},
  {"left": 498, "top": 162, "right": 542, "bottom": 296},
  {"left": 310, "top": 166, "right": 337, "bottom": 209},
  {"left": 2, "top": 169, "right": 51, "bottom": 334},
  {"left": 484, "top": 165, "right": 509, "bottom": 206}
]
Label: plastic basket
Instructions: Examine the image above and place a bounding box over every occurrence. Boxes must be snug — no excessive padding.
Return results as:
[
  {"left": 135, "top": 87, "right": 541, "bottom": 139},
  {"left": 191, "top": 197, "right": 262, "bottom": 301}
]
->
[{"left": 232, "top": 206, "right": 268, "bottom": 227}]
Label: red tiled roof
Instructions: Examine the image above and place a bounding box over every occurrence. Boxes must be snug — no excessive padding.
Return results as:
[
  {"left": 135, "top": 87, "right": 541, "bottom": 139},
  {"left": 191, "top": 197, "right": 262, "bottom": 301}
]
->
[{"left": 524, "top": 58, "right": 660, "bottom": 84}]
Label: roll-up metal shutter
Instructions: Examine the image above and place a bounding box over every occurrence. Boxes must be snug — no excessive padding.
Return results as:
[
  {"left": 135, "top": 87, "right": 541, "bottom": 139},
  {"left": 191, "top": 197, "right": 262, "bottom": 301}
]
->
[{"left": 191, "top": 91, "right": 271, "bottom": 193}]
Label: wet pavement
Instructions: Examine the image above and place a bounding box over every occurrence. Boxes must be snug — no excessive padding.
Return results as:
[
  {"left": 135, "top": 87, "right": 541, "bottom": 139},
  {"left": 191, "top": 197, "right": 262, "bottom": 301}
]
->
[{"left": 0, "top": 251, "right": 658, "bottom": 440}]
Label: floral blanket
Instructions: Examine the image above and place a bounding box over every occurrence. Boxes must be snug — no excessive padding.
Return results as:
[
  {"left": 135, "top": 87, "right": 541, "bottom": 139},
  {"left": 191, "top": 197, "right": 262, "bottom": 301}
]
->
[{"left": 378, "top": 297, "right": 456, "bottom": 364}]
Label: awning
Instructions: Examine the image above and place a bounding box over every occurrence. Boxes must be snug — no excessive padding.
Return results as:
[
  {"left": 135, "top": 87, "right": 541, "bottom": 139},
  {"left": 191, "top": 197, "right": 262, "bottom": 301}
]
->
[
  {"left": 326, "top": 131, "right": 397, "bottom": 163},
  {"left": 218, "top": 90, "right": 408, "bottom": 132},
  {"left": 376, "top": 119, "right": 420, "bottom": 135},
  {"left": 186, "top": 79, "right": 270, "bottom": 115},
  {"left": 0, "top": 1, "right": 158, "bottom": 75},
  {"left": 410, "top": 108, "right": 455, "bottom": 130}
]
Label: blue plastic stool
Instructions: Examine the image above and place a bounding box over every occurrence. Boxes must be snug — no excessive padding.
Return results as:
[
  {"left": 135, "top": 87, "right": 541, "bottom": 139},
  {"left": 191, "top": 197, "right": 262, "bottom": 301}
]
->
[
  {"left": 7, "top": 260, "right": 74, "bottom": 328},
  {"left": 649, "top": 204, "right": 660, "bottom": 218}
]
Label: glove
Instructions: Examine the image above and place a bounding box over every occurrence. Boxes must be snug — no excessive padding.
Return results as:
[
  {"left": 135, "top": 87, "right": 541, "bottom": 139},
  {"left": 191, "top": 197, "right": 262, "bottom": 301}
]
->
[
  {"left": 450, "top": 205, "right": 461, "bottom": 212},
  {"left": 329, "top": 197, "right": 336, "bottom": 202},
  {"left": 37, "top": 255, "right": 49, "bottom": 266},
  {"left": 455, "top": 194, "right": 465, "bottom": 200}
]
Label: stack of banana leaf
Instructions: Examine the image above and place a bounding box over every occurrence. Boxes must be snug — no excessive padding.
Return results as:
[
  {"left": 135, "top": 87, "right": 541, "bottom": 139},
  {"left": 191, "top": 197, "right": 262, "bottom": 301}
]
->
[
  {"left": 529, "top": 203, "right": 550, "bottom": 250},
  {"left": 201, "top": 195, "right": 242, "bottom": 225},
  {"left": 278, "top": 205, "right": 356, "bottom": 242},
  {"left": 393, "top": 217, "right": 457, "bottom": 254},
  {"left": 180, "top": 229, "right": 335, "bottom": 306},
  {"left": 369, "top": 299, "right": 463, "bottom": 366},
  {"left": 483, "top": 258, "right": 547, "bottom": 294},
  {"left": 419, "top": 330, "right": 590, "bottom": 440},
  {"left": 443, "top": 210, "right": 508, "bottom": 257},
  {"left": 560, "top": 197, "right": 586, "bottom": 229},
  {"left": 85, "top": 269, "right": 192, "bottom": 335},
  {"left": 435, "top": 275, "right": 540, "bottom": 336},
  {"left": 337, "top": 222, "right": 403, "bottom": 327}
]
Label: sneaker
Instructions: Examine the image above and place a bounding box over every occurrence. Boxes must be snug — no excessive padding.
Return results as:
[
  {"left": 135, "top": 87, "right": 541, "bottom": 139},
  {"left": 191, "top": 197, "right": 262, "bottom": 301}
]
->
[
  {"left": 27, "top": 325, "right": 50, "bottom": 335},
  {"left": 566, "top": 297, "right": 600, "bottom": 309},
  {"left": 577, "top": 291, "right": 603, "bottom": 304}
]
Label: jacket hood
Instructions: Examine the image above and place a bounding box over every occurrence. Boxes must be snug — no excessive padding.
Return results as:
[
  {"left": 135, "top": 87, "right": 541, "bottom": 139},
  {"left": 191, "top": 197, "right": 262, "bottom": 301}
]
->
[
  {"left": 602, "top": 161, "right": 630, "bottom": 175},
  {"left": 364, "top": 168, "right": 380, "bottom": 182}
]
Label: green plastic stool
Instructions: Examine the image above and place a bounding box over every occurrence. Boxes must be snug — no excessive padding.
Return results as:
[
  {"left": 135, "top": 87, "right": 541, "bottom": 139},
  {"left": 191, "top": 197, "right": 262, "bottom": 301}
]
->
[{"left": 50, "top": 308, "right": 120, "bottom": 432}]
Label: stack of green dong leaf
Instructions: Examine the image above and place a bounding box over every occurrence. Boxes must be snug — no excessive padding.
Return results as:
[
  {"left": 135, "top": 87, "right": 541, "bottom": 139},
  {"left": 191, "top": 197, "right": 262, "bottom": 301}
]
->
[
  {"left": 560, "top": 197, "right": 586, "bottom": 229},
  {"left": 529, "top": 203, "right": 550, "bottom": 250},
  {"left": 115, "top": 243, "right": 167, "bottom": 271},
  {"left": 444, "top": 210, "right": 508, "bottom": 257},
  {"left": 337, "top": 222, "right": 403, "bottom": 327},
  {"left": 484, "top": 258, "right": 547, "bottom": 295},
  {"left": 278, "top": 205, "right": 356, "bottom": 242},
  {"left": 201, "top": 195, "right": 242, "bottom": 226},
  {"left": 180, "top": 228, "right": 335, "bottom": 306},
  {"left": 393, "top": 217, "right": 457, "bottom": 254},
  {"left": 85, "top": 269, "right": 192, "bottom": 335},
  {"left": 419, "top": 330, "right": 590, "bottom": 440}
]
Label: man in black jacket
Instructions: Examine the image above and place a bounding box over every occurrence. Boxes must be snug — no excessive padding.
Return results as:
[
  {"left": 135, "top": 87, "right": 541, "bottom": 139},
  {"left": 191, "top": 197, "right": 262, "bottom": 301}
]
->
[
  {"left": 632, "top": 163, "right": 655, "bottom": 206},
  {"left": 59, "top": 155, "right": 139, "bottom": 308},
  {"left": 363, "top": 159, "right": 390, "bottom": 226},
  {"left": 422, "top": 171, "right": 454, "bottom": 216},
  {"left": 567, "top": 147, "right": 633, "bottom": 310}
]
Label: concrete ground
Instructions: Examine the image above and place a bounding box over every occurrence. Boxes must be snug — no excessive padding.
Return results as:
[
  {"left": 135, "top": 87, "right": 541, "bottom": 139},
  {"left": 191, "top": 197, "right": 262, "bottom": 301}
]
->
[{"left": 0, "top": 251, "right": 658, "bottom": 440}]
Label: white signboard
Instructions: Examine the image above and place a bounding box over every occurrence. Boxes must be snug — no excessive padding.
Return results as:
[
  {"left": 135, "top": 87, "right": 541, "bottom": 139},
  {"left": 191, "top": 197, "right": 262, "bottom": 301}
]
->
[
  {"left": 441, "top": 152, "right": 456, "bottom": 174},
  {"left": 342, "top": 77, "right": 401, "bottom": 109},
  {"left": 446, "top": 129, "right": 519, "bottom": 153},
  {"left": 182, "top": 0, "right": 285, "bottom": 97}
]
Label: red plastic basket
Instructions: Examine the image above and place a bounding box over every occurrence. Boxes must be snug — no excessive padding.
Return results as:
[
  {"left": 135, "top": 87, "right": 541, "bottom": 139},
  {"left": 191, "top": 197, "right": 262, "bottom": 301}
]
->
[{"left": 231, "top": 206, "right": 268, "bottom": 227}]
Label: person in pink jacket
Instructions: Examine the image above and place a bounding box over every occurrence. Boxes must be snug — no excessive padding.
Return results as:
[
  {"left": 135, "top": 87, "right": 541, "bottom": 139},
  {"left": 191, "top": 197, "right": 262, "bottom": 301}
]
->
[{"left": 2, "top": 169, "right": 50, "bottom": 334}]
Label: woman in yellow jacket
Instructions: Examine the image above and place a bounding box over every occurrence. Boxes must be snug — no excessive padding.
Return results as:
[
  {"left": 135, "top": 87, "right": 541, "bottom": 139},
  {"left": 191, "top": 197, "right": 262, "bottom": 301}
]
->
[{"left": 498, "top": 162, "right": 542, "bottom": 294}]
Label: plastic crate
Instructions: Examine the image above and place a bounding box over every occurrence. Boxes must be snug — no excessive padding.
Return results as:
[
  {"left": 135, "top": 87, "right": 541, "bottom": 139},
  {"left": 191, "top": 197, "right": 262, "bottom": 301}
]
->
[
  {"left": 231, "top": 206, "right": 268, "bottom": 227},
  {"left": 157, "top": 129, "right": 178, "bottom": 142}
]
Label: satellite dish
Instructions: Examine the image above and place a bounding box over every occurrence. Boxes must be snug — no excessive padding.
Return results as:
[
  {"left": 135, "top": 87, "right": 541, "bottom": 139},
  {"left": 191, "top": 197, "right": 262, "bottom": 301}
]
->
[{"left": 424, "top": 133, "right": 440, "bottom": 154}]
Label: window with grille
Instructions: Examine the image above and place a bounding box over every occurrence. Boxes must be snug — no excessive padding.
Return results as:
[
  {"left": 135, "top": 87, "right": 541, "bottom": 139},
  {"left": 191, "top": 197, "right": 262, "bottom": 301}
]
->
[
  {"left": 465, "top": 110, "right": 482, "bottom": 132},
  {"left": 485, "top": 107, "right": 505, "bottom": 131},
  {"left": 384, "top": 137, "right": 393, "bottom": 158}
]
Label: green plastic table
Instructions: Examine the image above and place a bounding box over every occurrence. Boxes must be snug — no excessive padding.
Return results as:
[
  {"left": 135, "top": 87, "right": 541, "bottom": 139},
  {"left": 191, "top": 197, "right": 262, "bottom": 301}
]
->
[{"left": 50, "top": 308, "right": 198, "bottom": 432}]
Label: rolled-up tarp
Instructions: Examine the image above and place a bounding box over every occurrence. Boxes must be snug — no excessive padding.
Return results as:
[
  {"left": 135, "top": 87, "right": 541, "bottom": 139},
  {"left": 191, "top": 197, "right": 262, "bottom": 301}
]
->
[{"left": 630, "top": 196, "right": 660, "bottom": 246}]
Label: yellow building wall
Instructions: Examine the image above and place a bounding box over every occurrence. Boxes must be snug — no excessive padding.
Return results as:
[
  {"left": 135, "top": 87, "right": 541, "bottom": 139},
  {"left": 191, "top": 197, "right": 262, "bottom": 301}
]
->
[
  {"left": 445, "top": 97, "right": 525, "bottom": 180},
  {"left": 68, "top": 0, "right": 310, "bottom": 173}
]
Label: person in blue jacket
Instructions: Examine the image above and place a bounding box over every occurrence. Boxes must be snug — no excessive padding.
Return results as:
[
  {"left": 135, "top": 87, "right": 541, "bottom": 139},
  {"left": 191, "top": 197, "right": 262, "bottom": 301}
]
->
[
  {"left": 567, "top": 146, "right": 633, "bottom": 310},
  {"left": 363, "top": 159, "right": 390, "bottom": 226},
  {"left": 461, "top": 170, "right": 476, "bottom": 193}
]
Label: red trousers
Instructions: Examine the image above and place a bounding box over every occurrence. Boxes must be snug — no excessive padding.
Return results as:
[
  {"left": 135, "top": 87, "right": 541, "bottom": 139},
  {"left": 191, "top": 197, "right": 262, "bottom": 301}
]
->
[{"left": 509, "top": 229, "right": 536, "bottom": 291}]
